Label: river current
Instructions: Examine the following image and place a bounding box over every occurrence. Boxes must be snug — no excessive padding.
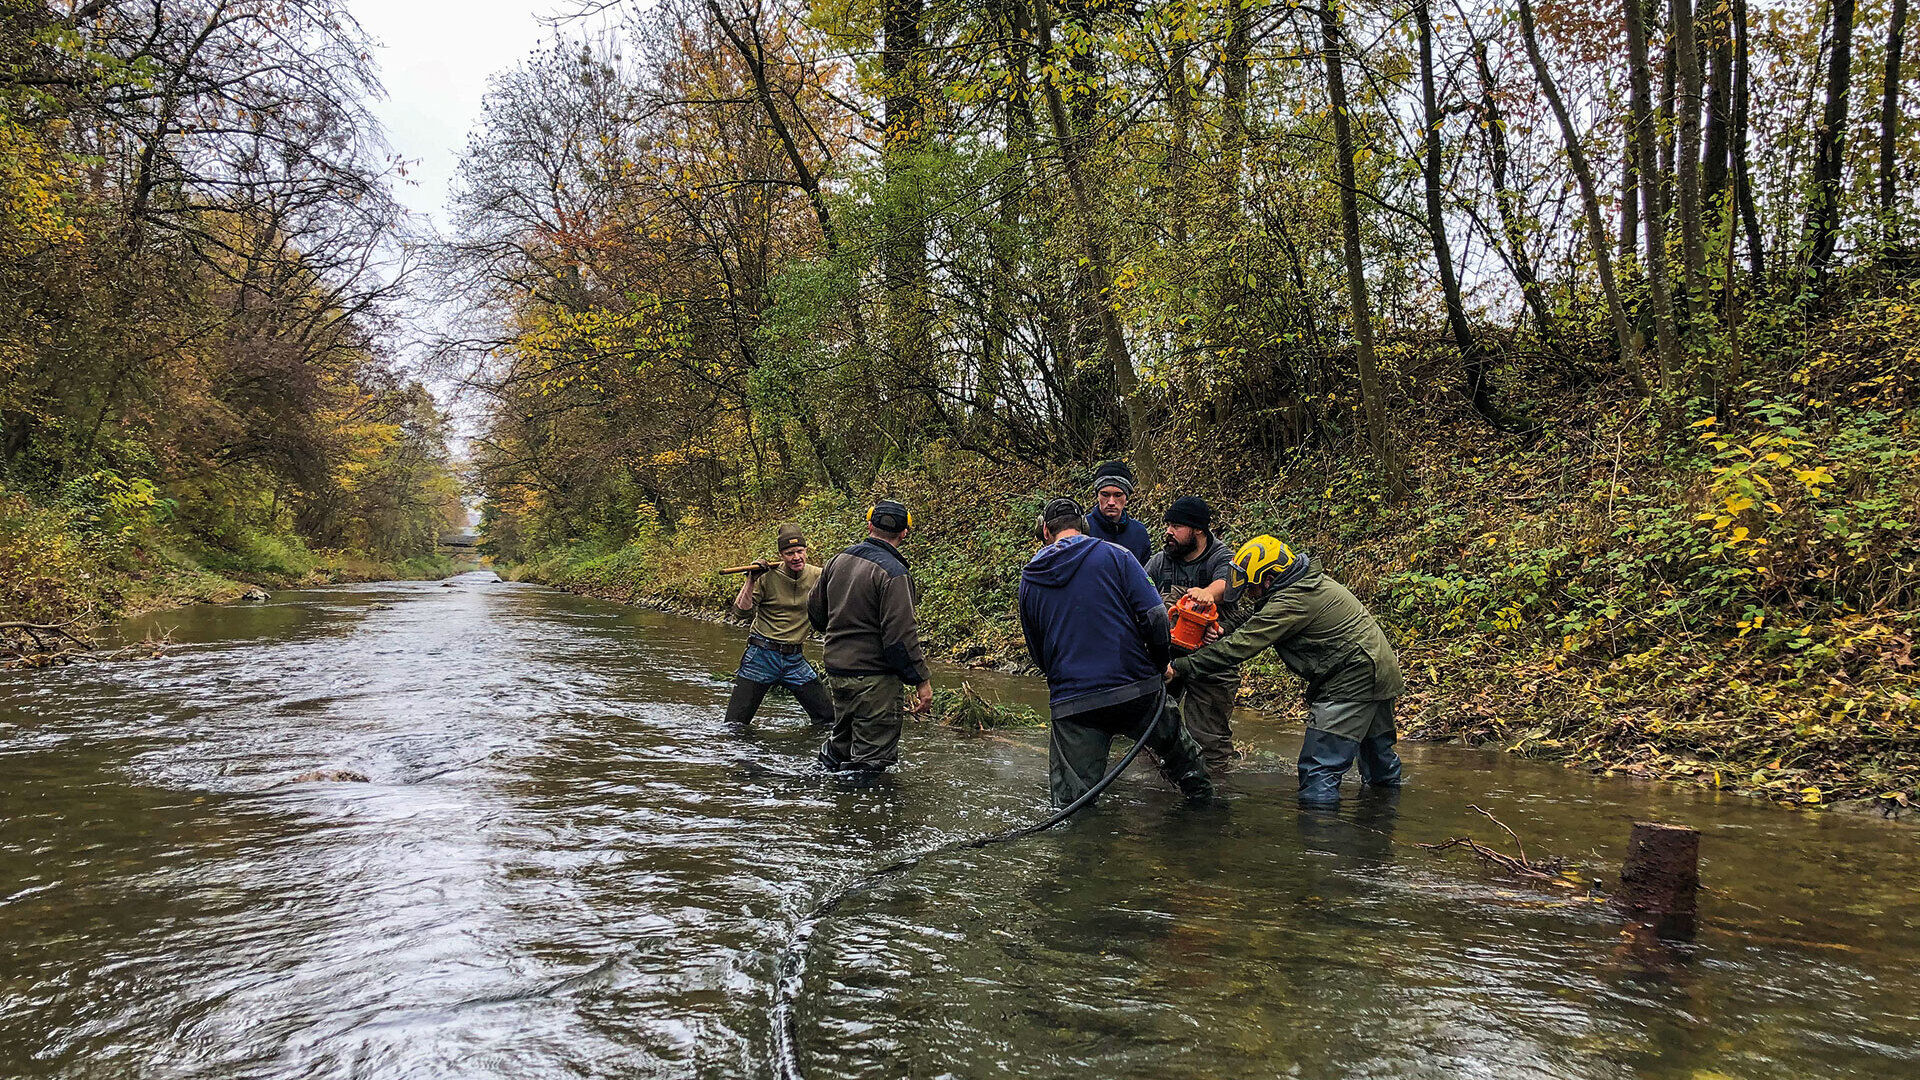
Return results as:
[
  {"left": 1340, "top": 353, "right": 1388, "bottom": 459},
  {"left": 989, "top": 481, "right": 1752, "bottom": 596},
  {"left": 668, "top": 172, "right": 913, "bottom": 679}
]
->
[{"left": 1, "top": 573, "right": 1915, "bottom": 1078}]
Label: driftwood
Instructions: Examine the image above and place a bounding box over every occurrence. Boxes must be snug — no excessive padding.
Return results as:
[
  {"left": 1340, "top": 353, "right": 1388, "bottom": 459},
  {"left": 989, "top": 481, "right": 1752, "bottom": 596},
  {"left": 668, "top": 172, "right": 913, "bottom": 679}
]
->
[
  {"left": 1418, "top": 804, "right": 1570, "bottom": 884},
  {"left": 2, "top": 622, "right": 172, "bottom": 668},
  {"left": 0, "top": 621, "right": 96, "bottom": 667}
]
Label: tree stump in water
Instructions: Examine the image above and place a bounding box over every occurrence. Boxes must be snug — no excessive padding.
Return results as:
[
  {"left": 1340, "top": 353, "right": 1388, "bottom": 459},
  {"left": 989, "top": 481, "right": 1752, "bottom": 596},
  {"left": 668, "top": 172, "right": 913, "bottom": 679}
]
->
[{"left": 1616, "top": 821, "right": 1699, "bottom": 938}]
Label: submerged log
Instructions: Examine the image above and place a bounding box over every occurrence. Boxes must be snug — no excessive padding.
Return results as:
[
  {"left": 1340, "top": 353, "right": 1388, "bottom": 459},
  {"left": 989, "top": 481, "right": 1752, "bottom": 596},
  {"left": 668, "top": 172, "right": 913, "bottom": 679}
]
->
[{"left": 1616, "top": 821, "right": 1700, "bottom": 938}]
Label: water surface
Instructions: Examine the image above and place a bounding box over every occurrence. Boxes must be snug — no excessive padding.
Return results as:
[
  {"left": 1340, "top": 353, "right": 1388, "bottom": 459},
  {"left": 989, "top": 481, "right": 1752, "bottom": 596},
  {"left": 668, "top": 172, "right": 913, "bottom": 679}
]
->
[{"left": 1, "top": 573, "right": 1914, "bottom": 1078}]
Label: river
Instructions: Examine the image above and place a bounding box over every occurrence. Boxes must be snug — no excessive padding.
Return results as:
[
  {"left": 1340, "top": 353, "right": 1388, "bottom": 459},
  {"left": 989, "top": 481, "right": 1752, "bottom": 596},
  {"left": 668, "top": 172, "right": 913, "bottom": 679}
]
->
[{"left": 1, "top": 572, "right": 1915, "bottom": 1079}]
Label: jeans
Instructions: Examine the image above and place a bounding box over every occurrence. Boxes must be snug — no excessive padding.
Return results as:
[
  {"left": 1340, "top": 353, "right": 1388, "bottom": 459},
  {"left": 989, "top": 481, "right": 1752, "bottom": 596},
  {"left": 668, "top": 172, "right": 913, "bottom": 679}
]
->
[{"left": 736, "top": 641, "right": 820, "bottom": 687}]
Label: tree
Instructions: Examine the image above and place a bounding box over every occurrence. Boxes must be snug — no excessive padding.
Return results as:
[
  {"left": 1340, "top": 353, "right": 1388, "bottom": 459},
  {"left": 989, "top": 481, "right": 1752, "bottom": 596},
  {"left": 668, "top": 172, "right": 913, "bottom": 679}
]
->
[
  {"left": 1517, "top": 0, "right": 1649, "bottom": 394},
  {"left": 1806, "top": 0, "right": 1857, "bottom": 291},
  {"left": 1318, "top": 0, "right": 1403, "bottom": 492},
  {"left": 1881, "top": 0, "right": 1910, "bottom": 250}
]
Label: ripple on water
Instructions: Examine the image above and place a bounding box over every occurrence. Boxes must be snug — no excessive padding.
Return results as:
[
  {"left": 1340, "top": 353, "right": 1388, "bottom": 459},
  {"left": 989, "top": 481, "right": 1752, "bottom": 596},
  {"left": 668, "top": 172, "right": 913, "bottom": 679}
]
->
[{"left": 1, "top": 574, "right": 1917, "bottom": 1079}]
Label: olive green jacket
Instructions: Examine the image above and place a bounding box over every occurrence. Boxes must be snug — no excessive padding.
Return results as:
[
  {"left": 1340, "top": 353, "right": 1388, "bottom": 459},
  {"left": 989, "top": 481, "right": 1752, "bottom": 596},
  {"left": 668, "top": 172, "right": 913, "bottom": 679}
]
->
[{"left": 1171, "top": 561, "right": 1403, "bottom": 703}]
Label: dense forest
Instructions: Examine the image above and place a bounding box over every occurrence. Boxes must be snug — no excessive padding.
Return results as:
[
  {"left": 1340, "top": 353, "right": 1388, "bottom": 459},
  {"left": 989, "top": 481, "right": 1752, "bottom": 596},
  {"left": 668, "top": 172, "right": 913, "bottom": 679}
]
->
[
  {"left": 459, "top": 0, "right": 1919, "bottom": 806},
  {"left": 0, "top": 1, "right": 463, "bottom": 626}
]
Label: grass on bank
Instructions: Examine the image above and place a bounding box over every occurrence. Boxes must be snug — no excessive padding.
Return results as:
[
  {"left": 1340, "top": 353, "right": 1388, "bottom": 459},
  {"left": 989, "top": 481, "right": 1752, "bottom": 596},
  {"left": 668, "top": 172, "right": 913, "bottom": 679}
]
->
[
  {"left": 501, "top": 293, "right": 1920, "bottom": 812},
  {"left": 0, "top": 483, "right": 460, "bottom": 627}
]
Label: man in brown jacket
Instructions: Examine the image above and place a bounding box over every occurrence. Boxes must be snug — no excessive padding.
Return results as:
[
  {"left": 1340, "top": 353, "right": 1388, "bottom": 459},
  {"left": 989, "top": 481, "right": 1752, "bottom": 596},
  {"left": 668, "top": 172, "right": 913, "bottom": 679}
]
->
[{"left": 807, "top": 501, "right": 932, "bottom": 772}]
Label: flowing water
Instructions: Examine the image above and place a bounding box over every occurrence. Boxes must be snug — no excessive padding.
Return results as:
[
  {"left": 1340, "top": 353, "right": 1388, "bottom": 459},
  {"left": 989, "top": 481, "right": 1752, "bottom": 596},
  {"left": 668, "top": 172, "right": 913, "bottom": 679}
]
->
[{"left": 1, "top": 572, "right": 1915, "bottom": 1079}]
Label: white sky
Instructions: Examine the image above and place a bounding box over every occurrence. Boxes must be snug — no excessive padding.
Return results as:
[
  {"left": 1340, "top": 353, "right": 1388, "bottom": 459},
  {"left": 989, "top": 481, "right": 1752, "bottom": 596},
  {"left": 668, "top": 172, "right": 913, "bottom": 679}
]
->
[{"left": 348, "top": 1, "right": 571, "bottom": 229}]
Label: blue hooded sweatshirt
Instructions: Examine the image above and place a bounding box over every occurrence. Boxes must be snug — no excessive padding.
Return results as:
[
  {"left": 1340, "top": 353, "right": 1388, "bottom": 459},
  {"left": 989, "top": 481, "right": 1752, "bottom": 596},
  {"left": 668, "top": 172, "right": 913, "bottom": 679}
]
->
[
  {"left": 1019, "top": 534, "right": 1172, "bottom": 717},
  {"left": 1082, "top": 509, "right": 1152, "bottom": 565}
]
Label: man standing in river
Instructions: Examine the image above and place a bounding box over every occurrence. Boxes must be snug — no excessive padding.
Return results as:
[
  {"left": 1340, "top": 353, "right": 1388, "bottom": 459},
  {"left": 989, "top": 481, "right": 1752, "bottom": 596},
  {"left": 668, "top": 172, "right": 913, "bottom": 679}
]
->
[
  {"left": 725, "top": 523, "right": 834, "bottom": 729},
  {"left": 1021, "top": 497, "right": 1212, "bottom": 807},
  {"left": 808, "top": 501, "right": 933, "bottom": 773},
  {"left": 1170, "top": 536, "right": 1404, "bottom": 804},
  {"left": 1144, "top": 496, "right": 1245, "bottom": 772}
]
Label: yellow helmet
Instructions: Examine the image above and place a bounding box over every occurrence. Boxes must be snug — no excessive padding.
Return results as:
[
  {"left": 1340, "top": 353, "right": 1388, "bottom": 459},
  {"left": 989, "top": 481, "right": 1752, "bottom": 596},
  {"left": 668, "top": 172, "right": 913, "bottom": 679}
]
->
[{"left": 1230, "top": 535, "right": 1297, "bottom": 589}]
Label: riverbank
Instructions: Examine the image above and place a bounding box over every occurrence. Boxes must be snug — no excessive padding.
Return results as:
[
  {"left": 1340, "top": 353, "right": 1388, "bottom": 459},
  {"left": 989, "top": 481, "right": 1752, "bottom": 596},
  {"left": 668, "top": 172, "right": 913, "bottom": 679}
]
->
[
  {"left": 499, "top": 376, "right": 1920, "bottom": 814},
  {"left": 0, "top": 485, "right": 461, "bottom": 634}
]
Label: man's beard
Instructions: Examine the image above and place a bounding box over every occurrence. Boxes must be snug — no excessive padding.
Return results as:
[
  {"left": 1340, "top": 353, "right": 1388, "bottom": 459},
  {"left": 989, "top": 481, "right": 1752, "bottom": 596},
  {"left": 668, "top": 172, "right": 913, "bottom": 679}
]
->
[{"left": 1163, "top": 534, "right": 1199, "bottom": 559}]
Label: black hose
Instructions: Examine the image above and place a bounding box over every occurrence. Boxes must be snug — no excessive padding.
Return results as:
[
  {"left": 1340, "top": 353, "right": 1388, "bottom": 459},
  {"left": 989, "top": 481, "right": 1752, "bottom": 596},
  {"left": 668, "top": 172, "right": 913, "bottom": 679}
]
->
[{"left": 768, "top": 690, "right": 1171, "bottom": 1080}]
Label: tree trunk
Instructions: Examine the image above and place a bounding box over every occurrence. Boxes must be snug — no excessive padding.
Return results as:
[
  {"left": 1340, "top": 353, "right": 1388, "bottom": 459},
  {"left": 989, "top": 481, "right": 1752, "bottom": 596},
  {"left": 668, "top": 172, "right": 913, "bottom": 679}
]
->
[
  {"left": 1620, "top": 130, "right": 1641, "bottom": 260},
  {"left": 1880, "top": 0, "right": 1909, "bottom": 249},
  {"left": 1732, "top": 0, "right": 1767, "bottom": 283},
  {"left": 1629, "top": 0, "right": 1685, "bottom": 392},
  {"left": 1319, "top": 0, "right": 1405, "bottom": 491},
  {"left": 882, "top": 0, "right": 933, "bottom": 385},
  {"left": 1475, "top": 40, "right": 1559, "bottom": 350},
  {"left": 1420, "top": 3, "right": 1529, "bottom": 432},
  {"left": 1806, "top": 0, "right": 1856, "bottom": 291},
  {"left": 1703, "top": 2, "right": 1733, "bottom": 219},
  {"left": 1516, "top": 0, "right": 1648, "bottom": 394},
  {"left": 1031, "top": 0, "right": 1159, "bottom": 486},
  {"left": 1659, "top": 39, "right": 1677, "bottom": 219},
  {"left": 1671, "top": 0, "right": 1709, "bottom": 309}
]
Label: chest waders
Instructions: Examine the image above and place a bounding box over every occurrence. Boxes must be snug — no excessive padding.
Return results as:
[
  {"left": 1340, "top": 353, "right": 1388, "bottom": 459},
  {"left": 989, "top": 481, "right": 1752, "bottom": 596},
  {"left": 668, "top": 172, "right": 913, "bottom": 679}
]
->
[{"left": 769, "top": 690, "right": 1171, "bottom": 1080}]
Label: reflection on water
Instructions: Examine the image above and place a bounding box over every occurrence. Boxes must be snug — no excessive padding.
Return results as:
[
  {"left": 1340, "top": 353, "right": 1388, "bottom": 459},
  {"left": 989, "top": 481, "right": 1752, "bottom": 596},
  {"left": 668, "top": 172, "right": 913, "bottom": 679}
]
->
[{"left": 1, "top": 573, "right": 1915, "bottom": 1078}]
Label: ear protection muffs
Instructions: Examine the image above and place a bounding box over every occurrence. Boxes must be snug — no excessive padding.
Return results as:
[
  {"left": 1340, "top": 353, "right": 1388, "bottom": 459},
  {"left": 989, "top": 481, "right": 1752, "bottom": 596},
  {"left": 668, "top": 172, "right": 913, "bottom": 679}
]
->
[{"left": 868, "top": 505, "right": 914, "bottom": 531}]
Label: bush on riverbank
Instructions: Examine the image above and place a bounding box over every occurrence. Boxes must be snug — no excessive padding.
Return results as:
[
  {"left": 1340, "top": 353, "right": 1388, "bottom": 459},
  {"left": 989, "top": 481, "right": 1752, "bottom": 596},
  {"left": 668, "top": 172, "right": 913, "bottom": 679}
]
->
[
  {"left": 501, "top": 298, "right": 1920, "bottom": 811},
  {"left": 0, "top": 483, "right": 461, "bottom": 627}
]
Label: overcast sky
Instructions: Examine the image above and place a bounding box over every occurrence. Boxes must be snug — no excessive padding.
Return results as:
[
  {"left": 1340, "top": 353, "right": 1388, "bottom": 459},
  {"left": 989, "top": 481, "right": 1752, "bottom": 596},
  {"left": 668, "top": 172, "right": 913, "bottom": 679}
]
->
[{"left": 348, "top": 1, "right": 575, "bottom": 230}]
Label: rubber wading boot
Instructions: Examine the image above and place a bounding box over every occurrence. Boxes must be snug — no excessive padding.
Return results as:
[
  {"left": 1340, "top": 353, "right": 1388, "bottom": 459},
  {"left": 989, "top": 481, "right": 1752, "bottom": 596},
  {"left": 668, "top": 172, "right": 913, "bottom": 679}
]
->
[
  {"left": 1175, "top": 767, "right": 1216, "bottom": 805},
  {"left": 791, "top": 679, "right": 835, "bottom": 726},
  {"left": 1297, "top": 726, "right": 1363, "bottom": 804},
  {"left": 724, "top": 679, "right": 771, "bottom": 729}
]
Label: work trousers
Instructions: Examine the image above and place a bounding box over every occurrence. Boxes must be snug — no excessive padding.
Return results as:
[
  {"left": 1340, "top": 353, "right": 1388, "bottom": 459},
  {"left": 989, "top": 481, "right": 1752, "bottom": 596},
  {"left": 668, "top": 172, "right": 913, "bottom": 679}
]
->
[
  {"left": 818, "top": 673, "right": 907, "bottom": 772},
  {"left": 1298, "top": 698, "right": 1402, "bottom": 804},
  {"left": 1049, "top": 693, "right": 1214, "bottom": 808},
  {"left": 1176, "top": 669, "right": 1242, "bottom": 772}
]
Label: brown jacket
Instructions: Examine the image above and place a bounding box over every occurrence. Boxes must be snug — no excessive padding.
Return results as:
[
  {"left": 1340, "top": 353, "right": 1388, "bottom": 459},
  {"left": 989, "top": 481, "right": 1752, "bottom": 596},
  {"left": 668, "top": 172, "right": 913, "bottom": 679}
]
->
[{"left": 807, "top": 537, "right": 929, "bottom": 683}]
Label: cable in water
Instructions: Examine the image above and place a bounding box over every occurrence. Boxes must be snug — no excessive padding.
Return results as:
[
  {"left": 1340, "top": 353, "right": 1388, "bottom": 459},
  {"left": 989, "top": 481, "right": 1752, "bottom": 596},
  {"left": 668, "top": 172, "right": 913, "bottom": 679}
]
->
[{"left": 768, "top": 690, "right": 1176, "bottom": 1080}]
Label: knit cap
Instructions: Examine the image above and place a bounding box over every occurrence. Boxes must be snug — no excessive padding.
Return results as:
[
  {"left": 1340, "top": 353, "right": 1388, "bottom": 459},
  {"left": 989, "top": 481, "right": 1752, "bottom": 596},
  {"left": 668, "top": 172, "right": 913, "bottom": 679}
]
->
[
  {"left": 1090, "top": 460, "right": 1136, "bottom": 495},
  {"left": 1164, "top": 496, "right": 1213, "bottom": 531}
]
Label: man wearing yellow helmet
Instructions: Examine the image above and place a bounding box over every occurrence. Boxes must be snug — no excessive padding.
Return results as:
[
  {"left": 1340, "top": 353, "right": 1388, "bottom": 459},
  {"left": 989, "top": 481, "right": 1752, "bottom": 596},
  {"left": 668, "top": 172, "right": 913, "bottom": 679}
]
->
[{"left": 1167, "top": 535, "right": 1405, "bottom": 804}]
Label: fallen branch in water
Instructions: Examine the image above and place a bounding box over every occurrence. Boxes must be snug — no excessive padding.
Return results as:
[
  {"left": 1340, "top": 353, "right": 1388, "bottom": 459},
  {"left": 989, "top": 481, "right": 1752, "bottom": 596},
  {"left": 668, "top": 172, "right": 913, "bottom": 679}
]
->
[
  {"left": 0, "top": 621, "right": 96, "bottom": 668},
  {"left": 933, "top": 682, "right": 1045, "bottom": 733},
  {"left": 1418, "top": 804, "right": 1570, "bottom": 885},
  {"left": 2, "top": 622, "right": 172, "bottom": 669}
]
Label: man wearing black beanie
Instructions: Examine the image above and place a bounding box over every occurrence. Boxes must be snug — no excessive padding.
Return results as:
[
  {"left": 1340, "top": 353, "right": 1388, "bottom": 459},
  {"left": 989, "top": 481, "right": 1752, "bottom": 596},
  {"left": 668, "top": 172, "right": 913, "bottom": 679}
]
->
[
  {"left": 1083, "top": 460, "right": 1152, "bottom": 564},
  {"left": 1145, "top": 495, "right": 1245, "bottom": 771}
]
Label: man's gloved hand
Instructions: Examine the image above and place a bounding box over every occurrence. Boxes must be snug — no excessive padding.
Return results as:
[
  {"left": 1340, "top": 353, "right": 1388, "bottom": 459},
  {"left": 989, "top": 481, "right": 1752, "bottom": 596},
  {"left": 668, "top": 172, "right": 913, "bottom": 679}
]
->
[{"left": 746, "top": 559, "right": 773, "bottom": 576}]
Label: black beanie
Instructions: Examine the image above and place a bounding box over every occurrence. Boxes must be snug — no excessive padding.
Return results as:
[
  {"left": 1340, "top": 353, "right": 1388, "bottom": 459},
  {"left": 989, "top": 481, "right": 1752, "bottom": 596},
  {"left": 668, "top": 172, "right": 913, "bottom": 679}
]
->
[
  {"left": 869, "top": 500, "right": 910, "bottom": 533},
  {"left": 1164, "top": 495, "right": 1212, "bottom": 530},
  {"left": 1090, "top": 460, "right": 1136, "bottom": 495}
]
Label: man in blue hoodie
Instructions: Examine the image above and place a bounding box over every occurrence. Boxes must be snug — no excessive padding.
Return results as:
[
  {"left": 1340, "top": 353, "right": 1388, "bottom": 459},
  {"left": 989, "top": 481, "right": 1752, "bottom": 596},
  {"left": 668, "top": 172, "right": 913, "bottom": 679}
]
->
[
  {"left": 1082, "top": 460, "right": 1152, "bottom": 564},
  {"left": 1020, "top": 498, "right": 1213, "bottom": 808}
]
